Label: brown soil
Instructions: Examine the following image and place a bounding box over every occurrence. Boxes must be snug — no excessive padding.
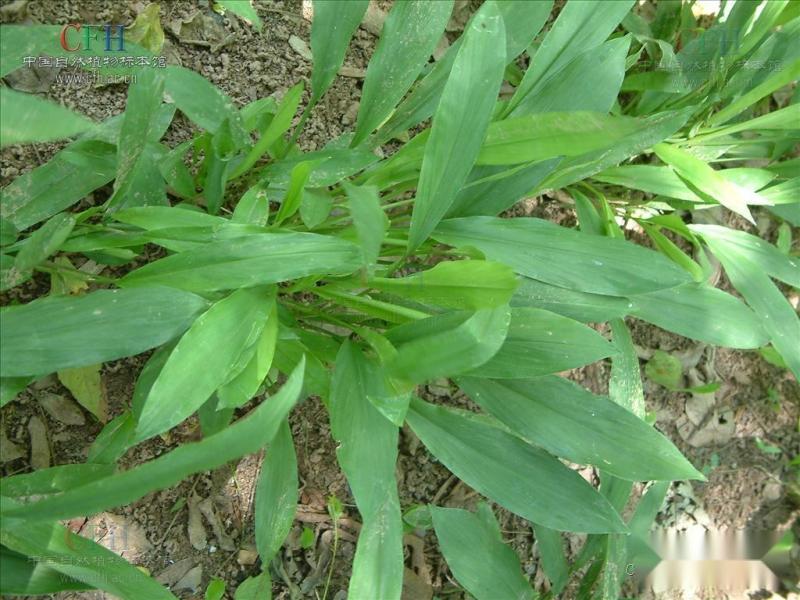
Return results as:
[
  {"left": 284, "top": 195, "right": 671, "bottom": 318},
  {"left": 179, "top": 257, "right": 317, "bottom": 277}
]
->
[{"left": 1, "top": 2, "right": 798, "bottom": 600}]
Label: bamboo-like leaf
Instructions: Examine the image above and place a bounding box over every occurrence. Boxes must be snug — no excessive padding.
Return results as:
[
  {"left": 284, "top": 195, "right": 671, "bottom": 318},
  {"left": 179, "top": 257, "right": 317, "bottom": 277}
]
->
[
  {"left": 369, "top": 260, "right": 517, "bottom": 310},
  {"left": 630, "top": 283, "right": 769, "bottom": 349},
  {"left": 0, "top": 545, "right": 93, "bottom": 595},
  {"left": 1, "top": 506, "right": 176, "bottom": 599},
  {"left": 217, "top": 302, "right": 278, "bottom": 409},
  {"left": 374, "top": 0, "right": 552, "bottom": 144},
  {"left": 691, "top": 227, "right": 800, "bottom": 378},
  {"left": 0, "top": 87, "right": 93, "bottom": 147},
  {"left": 431, "top": 505, "right": 535, "bottom": 600},
  {"left": 274, "top": 161, "right": 315, "bottom": 225},
  {"left": 448, "top": 158, "right": 561, "bottom": 217},
  {"left": 1, "top": 464, "right": 115, "bottom": 498},
  {"left": 690, "top": 225, "right": 800, "bottom": 287},
  {"left": 408, "top": 3, "right": 506, "bottom": 251},
  {"left": 134, "top": 287, "right": 274, "bottom": 441},
  {"left": 511, "top": 36, "right": 630, "bottom": 116},
  {"left": 255, "top": 419, "right": 298, "bottom": 563},
  {"left": 13, "top": 212, "right": 75, "bottom": 275},
  {"left": 1, "top": 287, "right": 208, "bottom": 377},
  {"left": 504, "top": 0, "right": 635, "bottom": 115},
  {"left": 609, "top": 319, "right": 645, "bottom": 418},
  {"left": 331, "top": 343, "right": 403, "bottom": 599},
  {"left": 1, "top": 361, "right": 304, "bottom": 522},
  {"left": 532, "top": 523, "right": 569, "bottom": 595},
  {"left": 310, "top": 0, "right": 368, "bottom": 104},
  {"left": 353, "top": 0, "right": 454, "bottom": 146},
  {"left": 456, "top": 376, "right": 703, "bottom": 481},
  {"left": 654, "top": 143, "right": 760, "bottom": 223},
  {"left": 120, "top": 232, "right": 362, "bottom": 292},
  {"left": 466, "top": 307, "right": 617, "bottom": 378},
  {"left": 58, "top": 364, "right": 108, "bottom": 423},
  {"left": 434, "top": 217, "right": 691, "bottom": 296},
  {"left": 108, "top": 69, "right": 167, "bottom": 211},
  {"left": 163, "top": 66, "right": 246, "bottom": 144},
  {"left": 479, "top": 112, "right": 649, "bottom": 166},
  {"left": 343, "top": 182, "right": 387, "bottom": 268},
  {"left": 511, "top": 277, "right": 632, "bottom": 323},
  {"left": 388, "top": 306, "right": 510, "bottom": 383},
  {"left": 231, "top": 83, "right": 304, "bottom": 178},
  {"left": 545, "top": 107, "right": 693, "bottom": 189},
  {"left": 407, "top": 397, "right": 626, "bottom": 533}
]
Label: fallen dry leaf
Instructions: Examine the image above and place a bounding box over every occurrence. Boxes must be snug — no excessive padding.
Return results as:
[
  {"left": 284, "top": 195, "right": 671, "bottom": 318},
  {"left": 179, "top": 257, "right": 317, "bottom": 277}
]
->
[
  {"left": 58, "top": 365, "right": 108, "bottom": 423},
  {"left": 27, "top": 416, "right": 50, "bottom": 470},
  {"left": 38, "top": 392, "right": 85, "bottom": 426}
]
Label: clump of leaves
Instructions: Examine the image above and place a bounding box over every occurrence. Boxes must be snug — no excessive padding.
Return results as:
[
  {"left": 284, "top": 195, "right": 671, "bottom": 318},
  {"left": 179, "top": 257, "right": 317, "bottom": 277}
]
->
[{"left": 1, "top": 1, "right": 798, "bottom": 598}]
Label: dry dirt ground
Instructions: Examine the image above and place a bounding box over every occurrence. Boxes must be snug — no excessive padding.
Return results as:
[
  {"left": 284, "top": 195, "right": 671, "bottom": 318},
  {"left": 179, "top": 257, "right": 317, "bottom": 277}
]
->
[{"left": 1, "top": 1, "right": 798, "bottom": 599}]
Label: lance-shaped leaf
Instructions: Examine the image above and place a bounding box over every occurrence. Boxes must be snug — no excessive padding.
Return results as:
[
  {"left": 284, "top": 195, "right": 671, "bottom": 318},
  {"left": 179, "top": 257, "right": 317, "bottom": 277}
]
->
[
  {"left": 164, "top": 66, "right": 246, "bottom": 145},
  {"left": 1, "top": 87, "right": 93, "bottom": 147},
  {"left": 434, "top": 217, "right": 691, "bottom": 296},
  {"left": 532, "top": 523, "right": 569, "bottom": 595},
  {"left": 1, "top": 103, "right": 174, "bottom": 230},
  {"left": 653, "top": 143, "right": 760, "bottom": 224},
  {"left": 609, "top": 319, "right": 645, "bottom": 418},
  {"left": 408, "top": 3, "right": 505, "bottom": 251},
  {"left": 447, "top": 158, "right": 561, "bottom": 218},
  {"left": 217, "top": 302, "right": 279, "bottom": 409},
  {"left": 374, "top": 0, "right": 553, "bottom": 145},
  {"left": 369, "top": 260, "right": 517, "bottom": 310},
  {"left": 1, "top": 464, "right": 116, "bottom": 498},
  {"left": 511, "top": 277, "right": 632, "bottom": 323},
  {"left": 0, "top": 545, "right": 93, "bottom": 596},
  {"left": 134, "top": 286, "right": 274, "bottom": 441},
  {"left": 1, "top": 506, "right": 176, "bottom": 599},
  {"left": 690, "top": 225, "right": 800, "bottom": 288},
  {"left": 407, "top": 397, "right": 626, "bottom": 533},
  {"left": 466, "top": 307, "right": 617, "bottom": 378},
  {"left": 512, "top": 36, "right": 630, "bottom": 116},
  {"left": 544, "top": 107, "right": 693, "bottom": 190},
  {"left": 352, "top": 0, "right": 453, "bottom": 146},
  {"left": 310, "top": 0, "right": 368, "bottom": 104},
  {"left": 388, "top": 306, "right": 510, "bottom": 383},
  {"left": 456, "top": 376, "right": 703, "bottom": 482},
  {"left": 691, "top": 229, "right": 800, "bottom": 379},
  {"left": 13, "top": 212, "right": 75, "bottom": 278},
  {"left": 120, "top": 232, "right": 362, "bottom": 292},
  {"left": 431, "top": 504, "right": 535, "bottom": 600},
  {"left": 630, "top": 283, "right": 769, "bottom": 349},
  {"left": 231, "top": 83, "right": 303, "bottom": 179},
  {"left": 255, "top": 419, "right": 298, "bottom": 563},
  {"left": 108, "top": 69, "right": 167, "bottom": 211},
  {"left": 330, "top": 343, "right": 403, "bottom": 599},
  {"left": 1, "top": 361, "right": 304, "bottom": 522},
  {"left": 343, "top": 182, "right": 386, "bottom": 269},
  {"left": 478, "top": 112, "right": 649, "bottom": 166},
  {"left": 504, "top": 0, "right": 635, "bottom": 115},
  {"left": 1, "top": 287, "right": 208, "bottom": 377}
]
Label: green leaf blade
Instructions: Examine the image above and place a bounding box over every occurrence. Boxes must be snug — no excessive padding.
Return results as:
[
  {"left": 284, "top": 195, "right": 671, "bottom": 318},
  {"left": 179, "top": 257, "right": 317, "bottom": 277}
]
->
[
  {"left": 408, "top": 3, "right": 506, "bottom": 251},
  {"left": 134, "top": 286, "right": 274, "bottom": 442},
  {"left": 407, "top": 397, "right": 627, "bottom": 533},
  {"left": 1, "top": 287, "right": 209, "bottom": 377},
  {"left": 456, "top": 376, "right": 703, "bottom": 482},
  {"left": 353, "top": 0, "right": 454, "bottom": 146},
  {"left": 434, "top": 217, "right": 691, "bottom": 296}
]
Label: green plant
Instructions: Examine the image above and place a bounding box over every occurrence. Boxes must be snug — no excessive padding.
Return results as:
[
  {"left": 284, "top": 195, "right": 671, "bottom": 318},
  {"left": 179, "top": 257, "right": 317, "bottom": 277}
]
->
[{"left": 1, "top": 1, "right": 798, "bottom": 598}]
